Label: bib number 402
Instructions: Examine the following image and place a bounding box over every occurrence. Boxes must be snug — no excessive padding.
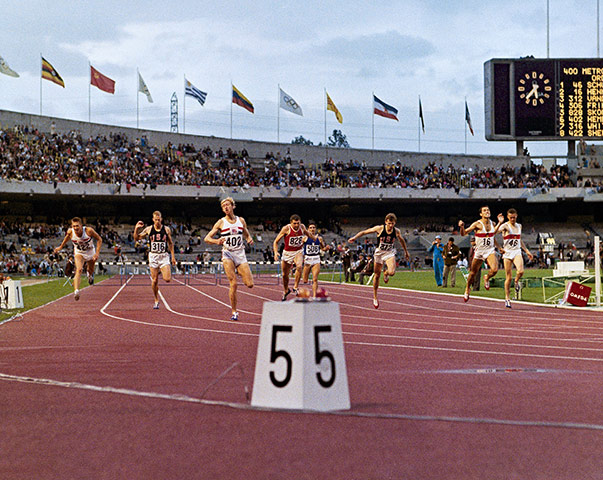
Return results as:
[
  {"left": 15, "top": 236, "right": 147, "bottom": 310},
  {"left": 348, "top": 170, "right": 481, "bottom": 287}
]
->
[{"left": 269, "top": 324, "right": 336, "bottom": 389}]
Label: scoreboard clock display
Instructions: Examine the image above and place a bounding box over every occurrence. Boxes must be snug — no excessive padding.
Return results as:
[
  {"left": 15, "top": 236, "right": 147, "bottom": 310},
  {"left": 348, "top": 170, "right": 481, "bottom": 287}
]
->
[{"left": 484, "top": 58, "right": 603, "bottom": 140}]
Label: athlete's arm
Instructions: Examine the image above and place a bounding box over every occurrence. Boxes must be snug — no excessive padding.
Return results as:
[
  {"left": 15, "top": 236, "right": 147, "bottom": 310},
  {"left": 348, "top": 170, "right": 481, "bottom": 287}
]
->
[
  {"left": 318, "top": 236, "right": 330, "bottom": 250},
  {"left": 273, "top": 226, "right": 289, "bottom": 261},
  {"left": 459, "top": 220, "right": 480, "bottom": 236},
  {"left": 521, "top": 240, "right": 534, "bottom": 260},
  {"left": 396, "top": 228, "right": 410, "bottom": 260},
  {"left": 240, "top": 217, "right": 254, "bottom": 245},
  {"left": 204, "top": 219, "right": 225, "bottom": 246},
  {"left": 133, "top": 222, "right": 150, "bottom": 241},
  {"left": 165, "top": 226, "right": 177, "bottom": 265},
  {"left": 349, "top": 225, "right": 381, "bottom": 243},
  {"left": 86, "top": 227, "right": 103, "bottom": 262},
  {"left": 53, "top": 229, "right": 72, "bottom": 254}
]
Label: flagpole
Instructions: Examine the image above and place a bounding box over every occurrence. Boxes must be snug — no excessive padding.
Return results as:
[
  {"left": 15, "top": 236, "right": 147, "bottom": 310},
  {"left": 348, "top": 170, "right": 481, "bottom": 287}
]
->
[
  {"left": 136, "top": 68, "right": 140, "bottom": 130},
  {"left": 277, "top": 84, "right": 280, "bottom": 143},
  {"left": 183, "top": 75, "right": 186, "bottom": 134},
  {"left": 324, "top": 88, "right": 327, "bottom": 145},
  {"left": 418, "top": 96, "right": 421, "bottom": 153},
  {"left": 39, "top": 54, "right": 42, "bottom": 116},
  {"left": 230, "top": 81, "right": 233, "bottom": 139},
  {"left": 88, "top": 61, "right": 91, "bottom": 123},
  {"left": 464, "top": 97, "right": 468, "bottom": 154},
  {"left": 371, "top": 92, "right": 375, "bottom": 151}
]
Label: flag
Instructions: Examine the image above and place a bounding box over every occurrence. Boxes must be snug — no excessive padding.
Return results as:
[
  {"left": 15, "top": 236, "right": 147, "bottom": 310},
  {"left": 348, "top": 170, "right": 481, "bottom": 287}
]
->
[
  {"left": 138, "top": 72, "right": 153, "bottom": 103},
  {"left": 0, "top": 55, "right": 19, "bottom": 78},
  {"left": 185, "top": 78, "right": 207, "bottom": 106},
  {"left": 90, "top": 65, "right": 115, "bottom": 94},
  {"left": 419, "top": 98, "right": 425, "bottom": 133},
  {"left": 326, "top": 91, "right": 342, "bottom": 124},
  {"left": 41, "top": 57, "right": 64, "bottom": 87},
  {"left": 465, "top": 100, "right": 474, "bottom": 136},
  {"left": 232, "top": 85, "right": 254, "bottom": 113},
  {"left": 373, "top": 95, "right": 397, "bottom": 120},
  {"left": 279, "top": 87, "right": 303, "bottom": 116}
]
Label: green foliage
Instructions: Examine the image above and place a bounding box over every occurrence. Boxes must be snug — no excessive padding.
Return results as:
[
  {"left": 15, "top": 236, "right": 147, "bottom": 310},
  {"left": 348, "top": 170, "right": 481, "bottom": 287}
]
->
[
  {"left": 291, "top": 135, "right": 314, "bottom": 145},
  {"left": 327, "top": 129, "right": 350, "bottom": 148}
]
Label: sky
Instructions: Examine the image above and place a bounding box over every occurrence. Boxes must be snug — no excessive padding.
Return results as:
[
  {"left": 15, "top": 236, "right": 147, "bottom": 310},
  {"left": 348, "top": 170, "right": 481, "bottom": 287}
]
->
[{"left": 0, "top": 0, "right": 601, "bottom": 157}]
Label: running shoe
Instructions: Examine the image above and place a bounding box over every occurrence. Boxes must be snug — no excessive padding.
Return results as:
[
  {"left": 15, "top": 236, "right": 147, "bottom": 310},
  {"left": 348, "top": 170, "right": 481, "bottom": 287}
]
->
[
  {"left": 87, "top": 273, "right": 94, "bottom": 285},
  {"left": 293, "top": 288, "right": 299, "bottom": 296},
  {"left": 373, "top": 298, "right": 379, "bottom": 309},
  {"left": 153, "top": 302, "right": 159, "bottom": 309},
  {"left": 463, "top": 292, "right": 470, "bottom": 302},
  {"left": 74, "top": 289, "right": 80, "bottom": 301},
  {"left": 281, "top": 288, "right": 292, "bottom": 301},
  {"left": 383, "top": 271, "right": 389, "bottom": 283},
  {"left": 505, "top": 299, "right": 512, "bottom": 308},
  {"left": 230, "top": 312, "right": 239, "bottom": 321},
  {"left": 483, "top": 274, "right": 490, "bottom": 290}
]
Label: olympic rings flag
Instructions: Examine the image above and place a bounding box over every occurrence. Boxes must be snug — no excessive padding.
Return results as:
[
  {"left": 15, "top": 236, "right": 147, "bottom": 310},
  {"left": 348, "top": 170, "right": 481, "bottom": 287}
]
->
[{"left": 279, "top": 87, "right": 303, "bottom": 116}]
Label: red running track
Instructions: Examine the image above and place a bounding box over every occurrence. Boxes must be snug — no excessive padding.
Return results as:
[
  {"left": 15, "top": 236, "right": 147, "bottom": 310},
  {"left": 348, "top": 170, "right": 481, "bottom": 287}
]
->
[{"left": 1, "top": 276, "right": 603, "bottom": 479}]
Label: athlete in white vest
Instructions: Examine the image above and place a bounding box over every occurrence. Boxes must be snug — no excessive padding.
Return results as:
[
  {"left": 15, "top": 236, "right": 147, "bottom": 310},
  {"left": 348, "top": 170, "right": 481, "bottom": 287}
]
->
[
  {"left": 498, "top": 208, "right": 533, "bottom": 308},
  {"left": 204, "top": 197, "right": 254, "bottom": 321},
  {"left": 54, "top": 217, "right": 102, "bottom": 301},
  {"left": 459, "top": 206, "right": 503, "bottom": 302}
]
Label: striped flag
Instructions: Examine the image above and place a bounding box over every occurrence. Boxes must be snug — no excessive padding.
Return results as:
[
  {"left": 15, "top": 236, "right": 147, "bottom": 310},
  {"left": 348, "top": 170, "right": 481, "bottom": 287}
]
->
[
  {"left": 326, "top": 91, "right": 343, "bottom": 123},
  {"left": 185, "top": 78, "right": 207, "bottom": 106},
  {"left": 232, "top": 85, "right": 254, "bottom": 113},
  {"left": 41, "top": 57, "right": 64, "bottom": 87},
  {"left": 465, "top": 101, "right": 474, "bottom": 136},
  {"left": 373, "top": 95, "right": 397, "bottom": 121}
]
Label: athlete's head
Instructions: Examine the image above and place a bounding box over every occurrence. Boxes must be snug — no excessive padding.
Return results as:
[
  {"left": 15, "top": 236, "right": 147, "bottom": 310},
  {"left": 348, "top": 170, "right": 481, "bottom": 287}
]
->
[
  {"left": 290, "top": 214, "right": 301, "bottom": 229},
  {"left": 152, "top": 211, "right": 162, "bottom": 225},
  {"left": 479, "top": 206, "right": 490, "bottom": 218},
  {"left": 71, "top": 217, "right": 83, "bottom": 235},
  {"left": 384, "top": 213, "right": 397, "bottom": 230},
  {"left": 221, "top": 197, "right": 235, "bottom": 214},
  {"left": 507, "top": 208, "right": 518, "bottom": 223},
  {"left": 307, "top": 219, "right": 317, "bottom": 235}
]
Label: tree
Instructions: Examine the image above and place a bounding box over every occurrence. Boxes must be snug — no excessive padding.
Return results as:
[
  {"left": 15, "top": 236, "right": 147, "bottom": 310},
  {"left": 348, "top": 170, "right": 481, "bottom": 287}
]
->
[
  {"left": 327, "top": 129, "right": 350, "bottom": 148},
  {"left": 291, "top": 135, "right": 314, "bottom": 145}
]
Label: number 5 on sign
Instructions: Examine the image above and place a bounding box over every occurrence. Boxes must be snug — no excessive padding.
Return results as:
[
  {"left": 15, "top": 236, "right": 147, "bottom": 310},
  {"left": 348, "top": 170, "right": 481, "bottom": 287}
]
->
[{"left": 251, "top": 301, "right": 350, "bottom": 411}]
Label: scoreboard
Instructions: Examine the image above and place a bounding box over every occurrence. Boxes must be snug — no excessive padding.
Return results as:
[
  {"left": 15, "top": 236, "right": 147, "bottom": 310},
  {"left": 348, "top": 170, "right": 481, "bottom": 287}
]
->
[{"left": 484, "top": 58, "right": 603, "bottom": 140}]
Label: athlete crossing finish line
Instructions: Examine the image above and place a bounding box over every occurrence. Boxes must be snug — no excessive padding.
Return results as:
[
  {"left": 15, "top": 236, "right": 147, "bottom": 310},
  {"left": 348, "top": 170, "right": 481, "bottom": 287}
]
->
[
  {"left": 273, "top": 214, "right": 317, "bottom": 301},
  {"left": 133, "top": 211, "right": 177, "bottom": 309},
  {"left": 348, "top": 213, "right": 409, "bottom": 309},
  {"left": 54, "top": 217, "right": 103, "bottom": 301},
  {"left": 204, "top": 197, "right": 254, "bottom": 321},
  {"left": 458, "top": 206, "right": 503, "bottom": 303}
]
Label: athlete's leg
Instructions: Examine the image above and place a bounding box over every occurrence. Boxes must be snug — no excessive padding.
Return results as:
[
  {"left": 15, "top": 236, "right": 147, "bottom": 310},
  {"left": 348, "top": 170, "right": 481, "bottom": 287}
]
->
[
  {"left": 373, "top": 260, "right": 383, "bottom": 307},
  {"left": 150, "top": 267, "right": 160, "bottom": 304},
  {"left": 465, "top": 258, "right": 483, "bottom": 296},
  {"left": 384, "top": 255, "right": 396, "bottom": 283},
  {"left": 485, "top": 253, "right": 499, "bottom": 279},
  {"left": 513, "top": 255, "right": 525, "bottom": 283},
  {"left": 503, "top": 258, "right": 513, "bottom": 301},
  {"left": 281, "top": 261, "right": 291, "bottom": 293},
  {"left": 160, "top": 262, "right": 172, "bottom": 283},
  {"left": 293, "top": 252, "right": 303, "bottom": 291},
  {"left": 311, "top": 263, "right": 321, "bottom": 297},
  {"left": 223, "top": 259, "right": 238, "bottom": 314},
  {"left": 302, "top": 264, "right": 311, "bottom": 284},
  {"left": 73, "top": 254, "right": 85, "bottom": 299}
]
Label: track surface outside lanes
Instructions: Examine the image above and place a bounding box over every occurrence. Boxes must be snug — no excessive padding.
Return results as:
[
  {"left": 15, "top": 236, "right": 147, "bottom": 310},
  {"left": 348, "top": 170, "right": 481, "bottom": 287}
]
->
[{"left": 1, "top": 275, "right": 603, "bottom": 480}]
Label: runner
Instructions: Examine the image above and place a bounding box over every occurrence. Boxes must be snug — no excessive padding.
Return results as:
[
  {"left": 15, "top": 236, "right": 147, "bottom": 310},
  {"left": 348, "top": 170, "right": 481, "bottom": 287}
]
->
[
  {"left": 498, "top": 208, "right": 534, "bottom": 308},
  {"left": 458, "top": 206, "right": 503, "bottom": 302},
  {"left": 53, "top": 217, "right": 102, "bottom": 301},
  {"left": 273, "top": 214, "right": 316, "bottom": 301},
  {"left": 301, "top": 220, "right": 331, "bottom": 297},
  {"left": 348, "top": 213, "right": 410, "bottom": 309},
  {"left": 133, "top": 211, "right": 177, "bottom": 309},
  {"left": 204, "top": 197, "right": 254, "bottom": 321}
]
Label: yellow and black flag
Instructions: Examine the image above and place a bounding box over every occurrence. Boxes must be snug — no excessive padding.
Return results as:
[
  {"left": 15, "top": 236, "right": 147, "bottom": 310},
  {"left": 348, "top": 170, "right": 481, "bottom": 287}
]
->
[{"left": 41, "top": 57, "right": 65, "bottom": 87}]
